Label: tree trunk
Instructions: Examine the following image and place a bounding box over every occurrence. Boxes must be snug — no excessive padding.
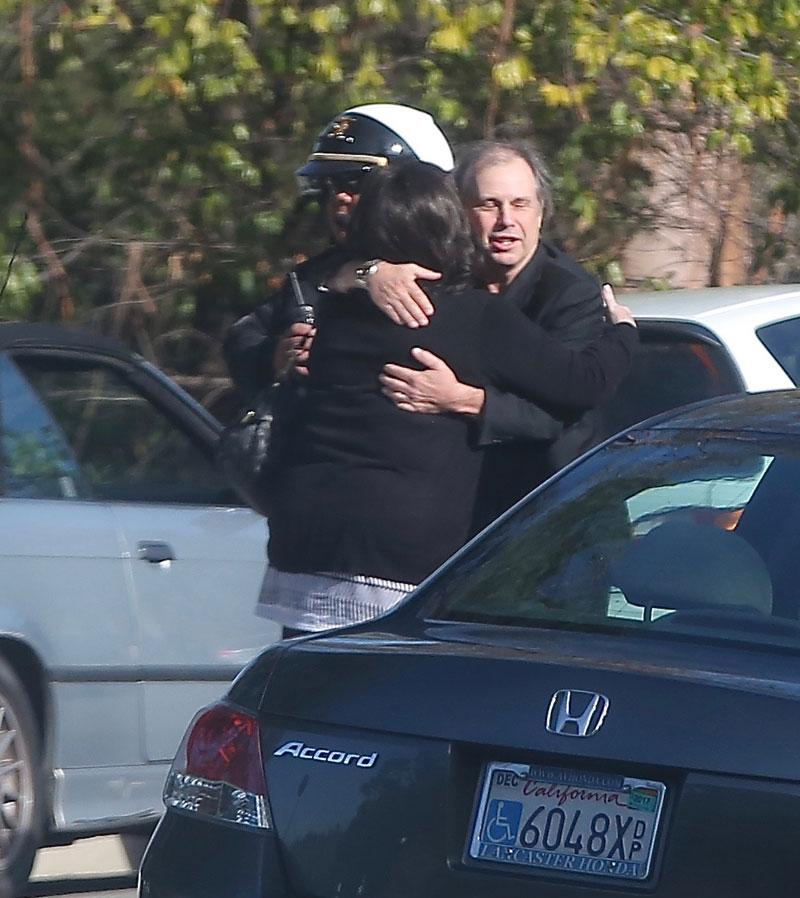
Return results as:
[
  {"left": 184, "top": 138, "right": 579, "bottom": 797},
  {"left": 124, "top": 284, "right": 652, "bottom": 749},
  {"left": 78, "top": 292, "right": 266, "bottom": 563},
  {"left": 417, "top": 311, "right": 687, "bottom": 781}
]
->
[
  {"left": 18, "top": 1, "right": 75, "bottom": 321},
  {"left": 484, "top": 0, "right": 516, "bottom": 137}
]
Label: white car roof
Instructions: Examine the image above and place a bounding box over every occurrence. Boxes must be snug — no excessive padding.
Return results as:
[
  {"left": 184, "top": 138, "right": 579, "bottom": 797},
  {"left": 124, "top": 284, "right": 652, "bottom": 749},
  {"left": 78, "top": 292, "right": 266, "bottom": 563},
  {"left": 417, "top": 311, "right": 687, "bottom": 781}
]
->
[
  {"left": 626, "top": 284, "right": 800, "bottom": 328},
  {"left": 623, "top": 283, "right": 800, "bottom": 393}
]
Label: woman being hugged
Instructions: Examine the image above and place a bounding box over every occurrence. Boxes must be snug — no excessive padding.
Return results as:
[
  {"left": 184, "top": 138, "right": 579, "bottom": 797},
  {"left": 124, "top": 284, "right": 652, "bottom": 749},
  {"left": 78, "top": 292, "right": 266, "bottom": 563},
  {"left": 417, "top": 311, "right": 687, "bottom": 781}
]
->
[{"left": 259, "top": 161, "right": 637, "bottom": 635}]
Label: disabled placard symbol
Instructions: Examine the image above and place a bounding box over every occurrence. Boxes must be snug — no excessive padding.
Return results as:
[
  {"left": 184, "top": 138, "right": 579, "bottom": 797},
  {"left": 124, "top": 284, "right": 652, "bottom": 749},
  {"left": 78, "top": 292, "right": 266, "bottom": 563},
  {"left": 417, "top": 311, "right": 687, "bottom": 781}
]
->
[{"left": 483, "top": 799, "right": 522, "bottom": 846}]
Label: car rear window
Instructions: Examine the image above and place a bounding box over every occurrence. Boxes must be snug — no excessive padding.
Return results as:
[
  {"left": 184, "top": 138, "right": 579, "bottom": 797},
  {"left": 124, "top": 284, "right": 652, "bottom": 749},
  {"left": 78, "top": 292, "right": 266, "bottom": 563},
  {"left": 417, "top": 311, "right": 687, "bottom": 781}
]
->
[
  {"left": 757, "top": 316, "right": 800, "bottom": 385},
  {"left": 427, "top": 429, "right": 800, "bottom": 652},
  {"left": 599, "top": 325, "right": 743, "bottom": 438}
]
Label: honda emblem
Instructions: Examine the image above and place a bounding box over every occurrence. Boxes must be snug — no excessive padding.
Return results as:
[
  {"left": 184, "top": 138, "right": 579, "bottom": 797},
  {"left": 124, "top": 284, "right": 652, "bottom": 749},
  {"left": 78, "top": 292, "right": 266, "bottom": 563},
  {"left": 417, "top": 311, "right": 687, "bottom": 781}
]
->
[{"left": 546, "top": 689, "right": 609, "bottom": 737}]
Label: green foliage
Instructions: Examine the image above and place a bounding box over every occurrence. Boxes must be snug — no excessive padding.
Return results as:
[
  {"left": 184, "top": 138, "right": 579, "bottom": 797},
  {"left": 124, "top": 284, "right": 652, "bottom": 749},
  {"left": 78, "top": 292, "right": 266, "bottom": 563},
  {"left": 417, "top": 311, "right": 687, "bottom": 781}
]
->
[{"left": 0, "top": 0, "right": 799, "bottom": 380}]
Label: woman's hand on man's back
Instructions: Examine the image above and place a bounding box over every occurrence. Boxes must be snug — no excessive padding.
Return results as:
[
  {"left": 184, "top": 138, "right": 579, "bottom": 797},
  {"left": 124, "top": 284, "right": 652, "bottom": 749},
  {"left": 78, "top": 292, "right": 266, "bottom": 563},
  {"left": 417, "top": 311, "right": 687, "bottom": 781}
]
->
[{"left": 602, "top": 284, "right": 636, "bottom": 327}]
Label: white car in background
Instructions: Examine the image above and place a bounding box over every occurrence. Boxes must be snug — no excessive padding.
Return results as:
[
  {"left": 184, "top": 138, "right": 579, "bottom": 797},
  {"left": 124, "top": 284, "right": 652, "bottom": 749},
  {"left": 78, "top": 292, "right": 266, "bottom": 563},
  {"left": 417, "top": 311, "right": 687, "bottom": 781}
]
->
[
  {"left": 600, "top": 284, "right": 800, "bottom": 613},
  {"left": 601, "top": 283, "right": 800, "bottom": 437}
]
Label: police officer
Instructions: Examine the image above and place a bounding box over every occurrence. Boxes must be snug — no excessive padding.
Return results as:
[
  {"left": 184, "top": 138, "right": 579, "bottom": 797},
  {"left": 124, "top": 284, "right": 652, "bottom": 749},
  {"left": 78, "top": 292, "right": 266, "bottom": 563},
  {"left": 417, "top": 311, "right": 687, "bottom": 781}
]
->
[{"left": 223, "top": 104, "right": 454, "bottom": 400}]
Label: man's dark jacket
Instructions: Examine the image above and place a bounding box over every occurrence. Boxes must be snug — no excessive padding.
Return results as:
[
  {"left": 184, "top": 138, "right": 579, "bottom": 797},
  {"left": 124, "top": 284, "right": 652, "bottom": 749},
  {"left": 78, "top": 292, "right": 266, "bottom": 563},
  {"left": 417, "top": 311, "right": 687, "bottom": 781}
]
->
[{"left": 472, "top": 238, "right": 604, "bottom": 529}]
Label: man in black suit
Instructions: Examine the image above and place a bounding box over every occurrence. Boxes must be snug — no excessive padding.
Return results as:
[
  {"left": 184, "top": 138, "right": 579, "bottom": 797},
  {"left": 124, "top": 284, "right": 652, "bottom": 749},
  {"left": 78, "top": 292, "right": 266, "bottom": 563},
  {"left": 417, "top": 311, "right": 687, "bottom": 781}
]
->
[{"left": 372, "top": 140, "right": 606, "bottom": 527}]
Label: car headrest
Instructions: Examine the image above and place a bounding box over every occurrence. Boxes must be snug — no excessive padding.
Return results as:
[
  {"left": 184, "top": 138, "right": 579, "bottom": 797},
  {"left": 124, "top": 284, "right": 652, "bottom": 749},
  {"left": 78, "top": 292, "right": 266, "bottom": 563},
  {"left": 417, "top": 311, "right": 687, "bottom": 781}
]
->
[{"left": 610, "top": 520, "right": 773, "bottom": 615}]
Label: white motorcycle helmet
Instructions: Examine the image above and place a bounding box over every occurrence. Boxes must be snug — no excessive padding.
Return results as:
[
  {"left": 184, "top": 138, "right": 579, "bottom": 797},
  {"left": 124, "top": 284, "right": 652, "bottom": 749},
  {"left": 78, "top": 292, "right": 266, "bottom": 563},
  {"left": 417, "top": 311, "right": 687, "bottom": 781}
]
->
[{"left": 296, "top": 103, "right": 454, "bottom": 193}]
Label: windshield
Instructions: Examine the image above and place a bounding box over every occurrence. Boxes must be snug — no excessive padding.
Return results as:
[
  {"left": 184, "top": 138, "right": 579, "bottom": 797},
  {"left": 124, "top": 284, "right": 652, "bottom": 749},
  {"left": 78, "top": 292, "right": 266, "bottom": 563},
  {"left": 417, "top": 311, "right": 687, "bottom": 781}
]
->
[{"left": 428, "top": 429, "right": 800, "bottom": 651}]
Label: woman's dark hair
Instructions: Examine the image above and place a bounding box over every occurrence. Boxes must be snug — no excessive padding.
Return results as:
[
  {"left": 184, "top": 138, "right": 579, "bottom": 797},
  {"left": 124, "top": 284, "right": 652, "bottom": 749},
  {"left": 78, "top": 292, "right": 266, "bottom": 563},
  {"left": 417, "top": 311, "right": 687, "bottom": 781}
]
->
[{"left": 346, "top": 161, "right": 475, "bottom": 287}]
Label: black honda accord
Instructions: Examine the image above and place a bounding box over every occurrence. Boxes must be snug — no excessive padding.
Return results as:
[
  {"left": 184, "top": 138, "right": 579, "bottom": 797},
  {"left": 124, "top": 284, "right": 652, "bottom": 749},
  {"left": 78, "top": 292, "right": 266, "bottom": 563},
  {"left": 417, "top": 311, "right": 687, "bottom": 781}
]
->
[{"left": 140, "top": 391, "right": 800, "bottom": 898}]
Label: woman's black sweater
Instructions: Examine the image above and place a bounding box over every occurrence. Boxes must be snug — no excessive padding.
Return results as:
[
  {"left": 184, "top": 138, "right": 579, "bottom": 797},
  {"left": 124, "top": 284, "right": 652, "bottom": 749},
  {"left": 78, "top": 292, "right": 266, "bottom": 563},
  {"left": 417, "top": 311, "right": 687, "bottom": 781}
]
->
[{"left": 266, "top": 284, "right": 637, "bottom": 585}]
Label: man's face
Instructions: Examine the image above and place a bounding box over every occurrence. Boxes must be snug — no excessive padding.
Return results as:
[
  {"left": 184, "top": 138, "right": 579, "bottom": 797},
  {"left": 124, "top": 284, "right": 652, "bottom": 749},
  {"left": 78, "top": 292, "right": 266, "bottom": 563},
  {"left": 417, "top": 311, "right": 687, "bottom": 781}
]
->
[
  {"left": 322, "top": 172, "right": 365, "bottom": 244},
  {"left": 467, "top": 155, "right": 543, "bottom": 284}
]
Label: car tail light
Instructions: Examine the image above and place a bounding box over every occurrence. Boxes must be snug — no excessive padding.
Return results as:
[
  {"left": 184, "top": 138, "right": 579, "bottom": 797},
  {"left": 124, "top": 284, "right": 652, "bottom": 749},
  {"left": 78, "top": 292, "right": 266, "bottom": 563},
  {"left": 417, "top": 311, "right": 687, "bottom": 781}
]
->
[{"left": 163, "top": 702, "right": 271, "bottom": 829}]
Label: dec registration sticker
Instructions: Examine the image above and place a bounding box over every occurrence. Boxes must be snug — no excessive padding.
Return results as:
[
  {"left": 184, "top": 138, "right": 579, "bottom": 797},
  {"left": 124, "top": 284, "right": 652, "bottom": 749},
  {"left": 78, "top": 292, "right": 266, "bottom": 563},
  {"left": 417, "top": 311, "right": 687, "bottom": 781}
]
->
[{"left": 469, "top": 762, "right": 666, "bottom": 881}]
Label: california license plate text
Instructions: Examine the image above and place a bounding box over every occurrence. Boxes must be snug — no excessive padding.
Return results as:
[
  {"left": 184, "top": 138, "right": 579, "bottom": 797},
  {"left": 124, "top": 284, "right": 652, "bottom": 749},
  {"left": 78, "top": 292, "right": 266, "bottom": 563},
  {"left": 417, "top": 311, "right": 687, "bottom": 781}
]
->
[{"left": 469, "top": 763, "right": 666, "bottom": 881}]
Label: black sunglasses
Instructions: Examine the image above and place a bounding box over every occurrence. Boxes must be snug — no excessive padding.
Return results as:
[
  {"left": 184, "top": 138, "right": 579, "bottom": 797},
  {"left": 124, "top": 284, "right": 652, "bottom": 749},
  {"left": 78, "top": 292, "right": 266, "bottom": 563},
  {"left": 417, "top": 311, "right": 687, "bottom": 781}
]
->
[{"left": 317, "top": 172, "right": 368, "bottom": 195}]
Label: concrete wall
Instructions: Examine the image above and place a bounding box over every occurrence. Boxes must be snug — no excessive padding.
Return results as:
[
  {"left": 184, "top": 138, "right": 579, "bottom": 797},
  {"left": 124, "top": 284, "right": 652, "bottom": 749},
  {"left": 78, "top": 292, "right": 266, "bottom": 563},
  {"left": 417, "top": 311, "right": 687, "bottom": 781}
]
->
[{"left": 622, "top": 130, "right": 751, "bottom": 289}]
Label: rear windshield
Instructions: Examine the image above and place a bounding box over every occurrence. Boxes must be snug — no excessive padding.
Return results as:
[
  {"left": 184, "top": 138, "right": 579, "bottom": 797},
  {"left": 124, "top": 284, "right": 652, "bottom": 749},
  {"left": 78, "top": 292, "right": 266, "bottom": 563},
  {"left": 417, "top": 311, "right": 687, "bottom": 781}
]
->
[
  {"left": 757, "top": 316, "right": 800, "bottom": 385},
  {"left": 428, "top": 429, "right": 800, "bottom": 651},
  {"left": 599, "top": 326, "right": 742, "bottom": 438}
]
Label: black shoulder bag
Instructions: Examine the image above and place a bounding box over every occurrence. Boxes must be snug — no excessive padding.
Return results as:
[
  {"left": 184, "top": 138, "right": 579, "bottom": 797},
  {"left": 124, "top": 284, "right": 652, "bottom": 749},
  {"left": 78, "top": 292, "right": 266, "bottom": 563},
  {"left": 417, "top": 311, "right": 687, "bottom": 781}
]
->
[{"left": 217, "top": 272, "right": 315, "bottom": 516}]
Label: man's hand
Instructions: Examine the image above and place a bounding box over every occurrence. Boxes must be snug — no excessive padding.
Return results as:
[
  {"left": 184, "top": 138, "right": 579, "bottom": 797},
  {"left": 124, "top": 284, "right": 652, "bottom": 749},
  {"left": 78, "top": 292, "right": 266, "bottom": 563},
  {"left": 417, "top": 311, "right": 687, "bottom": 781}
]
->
[
  {"left": 368, "top": 263, "right": 441, "bottom": 327},
  {"left": 328, "top": 260, "right": 442, "bottom": 327},
  {"left": 380, "top": 348, "right": 485, "bottom": 415},
  {"left": 273, "top": 322, "right": 316, "bottom": 378}
]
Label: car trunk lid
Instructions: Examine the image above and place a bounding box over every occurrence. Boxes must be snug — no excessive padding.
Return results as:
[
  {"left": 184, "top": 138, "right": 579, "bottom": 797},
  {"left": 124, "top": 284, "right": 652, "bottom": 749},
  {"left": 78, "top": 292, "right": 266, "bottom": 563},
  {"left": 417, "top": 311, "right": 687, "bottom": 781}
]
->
[
  {"left": 258, "top": 625, "right": 800, "bottom": 897},
  {"left": 261, "top": 624, "right": 800, "bottom": 780}
]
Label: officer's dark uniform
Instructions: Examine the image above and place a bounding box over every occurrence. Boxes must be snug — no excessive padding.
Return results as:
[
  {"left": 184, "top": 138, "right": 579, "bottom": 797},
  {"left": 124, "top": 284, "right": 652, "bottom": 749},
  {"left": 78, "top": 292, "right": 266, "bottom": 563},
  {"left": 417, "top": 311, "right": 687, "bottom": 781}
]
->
[
  {"left": 224, "top": 246, "right": 345, "bottom": 400},
  {"left": 224, "top": 105, "right": 454, "bottom": 401}
]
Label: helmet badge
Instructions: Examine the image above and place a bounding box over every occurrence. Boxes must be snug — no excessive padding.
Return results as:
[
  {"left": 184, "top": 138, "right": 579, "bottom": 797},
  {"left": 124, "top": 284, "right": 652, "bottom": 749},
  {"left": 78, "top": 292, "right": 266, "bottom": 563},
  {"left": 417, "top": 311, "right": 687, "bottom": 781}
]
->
[{"left": 327, "top": 116, "right": 357, "bottom": 140}]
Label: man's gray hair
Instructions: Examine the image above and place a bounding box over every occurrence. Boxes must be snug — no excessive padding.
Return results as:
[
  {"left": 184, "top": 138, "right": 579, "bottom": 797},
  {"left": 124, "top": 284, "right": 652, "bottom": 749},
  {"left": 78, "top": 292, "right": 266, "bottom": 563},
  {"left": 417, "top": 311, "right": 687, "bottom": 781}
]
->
[{"left": 454, "top": 139, "right": 553, "bottom": 223}]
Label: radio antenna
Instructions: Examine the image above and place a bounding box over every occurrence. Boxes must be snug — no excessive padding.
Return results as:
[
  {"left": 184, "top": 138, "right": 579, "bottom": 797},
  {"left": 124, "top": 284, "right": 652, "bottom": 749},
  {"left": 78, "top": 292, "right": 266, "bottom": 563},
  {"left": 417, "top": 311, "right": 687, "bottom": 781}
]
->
[{"left": 0, "top": 213, "right": 28, "bottom": 301}]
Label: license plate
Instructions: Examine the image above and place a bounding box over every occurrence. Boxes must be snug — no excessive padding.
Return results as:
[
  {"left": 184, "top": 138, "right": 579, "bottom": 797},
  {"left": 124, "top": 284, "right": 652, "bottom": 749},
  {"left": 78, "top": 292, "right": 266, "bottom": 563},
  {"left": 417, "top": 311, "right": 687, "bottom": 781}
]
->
[{"left": 469, "top": 762, "right": 666, "bottom": 881}]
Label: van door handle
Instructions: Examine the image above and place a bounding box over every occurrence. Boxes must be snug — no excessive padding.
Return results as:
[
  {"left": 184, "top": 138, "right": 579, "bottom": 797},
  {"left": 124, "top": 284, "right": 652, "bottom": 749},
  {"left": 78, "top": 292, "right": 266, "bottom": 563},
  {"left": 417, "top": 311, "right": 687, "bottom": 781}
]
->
[{"left": 137, "top": 541, "right": 175, "bottom": 563}]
